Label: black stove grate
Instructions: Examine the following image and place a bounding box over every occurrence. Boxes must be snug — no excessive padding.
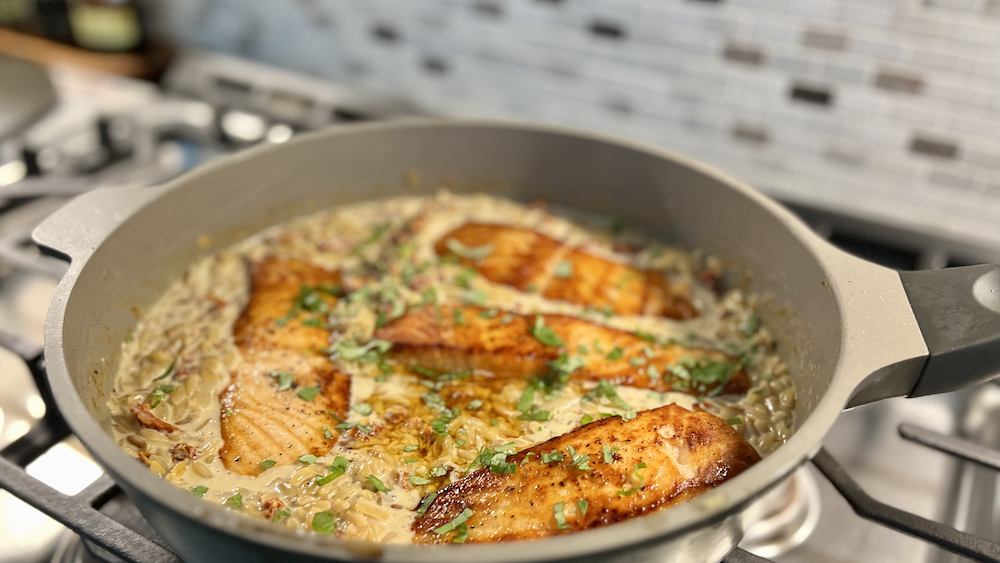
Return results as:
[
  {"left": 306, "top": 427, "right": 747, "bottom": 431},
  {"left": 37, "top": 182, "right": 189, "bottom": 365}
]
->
[{"left": 1, "top": 330, "right": 998, "bottom": 563}]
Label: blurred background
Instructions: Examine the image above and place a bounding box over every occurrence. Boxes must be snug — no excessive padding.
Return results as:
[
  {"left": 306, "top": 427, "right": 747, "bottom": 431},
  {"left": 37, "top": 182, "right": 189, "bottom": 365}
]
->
[{"left": 0, "top": 2, "right": 998, "bottom": 563}]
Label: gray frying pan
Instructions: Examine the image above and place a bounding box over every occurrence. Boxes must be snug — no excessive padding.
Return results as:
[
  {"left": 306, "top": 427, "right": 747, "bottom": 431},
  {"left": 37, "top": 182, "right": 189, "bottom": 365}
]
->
[{"left": 29, "top": 120, "right": 1000, "bottom": 563}]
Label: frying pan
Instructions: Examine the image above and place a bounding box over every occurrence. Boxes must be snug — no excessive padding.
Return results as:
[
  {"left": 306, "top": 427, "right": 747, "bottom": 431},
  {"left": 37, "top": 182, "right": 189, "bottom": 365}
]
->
[{"left": 30, "top": 120, "right": 1000, "bottom": 563}]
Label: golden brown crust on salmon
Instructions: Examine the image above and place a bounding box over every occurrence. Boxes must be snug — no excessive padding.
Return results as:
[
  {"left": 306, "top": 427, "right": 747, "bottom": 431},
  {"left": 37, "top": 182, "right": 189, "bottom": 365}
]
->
[
  {"left": 220, "top": 258, "right": 349, "bottom": 476},
  {"left": 375, "top": 305, "right": 749, "bottom": 396},
  {"left": 412, "top": 404, "right": 761, "bottom": 543},
  {"left": 435, "top": 223, "right": 697, "bottom": 319}
]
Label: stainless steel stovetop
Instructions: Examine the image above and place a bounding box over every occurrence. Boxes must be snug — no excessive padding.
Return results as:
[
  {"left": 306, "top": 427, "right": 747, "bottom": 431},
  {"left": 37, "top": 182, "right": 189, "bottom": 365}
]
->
[{"left": 0, "top": 53, "right": 997, "bottom": 563}]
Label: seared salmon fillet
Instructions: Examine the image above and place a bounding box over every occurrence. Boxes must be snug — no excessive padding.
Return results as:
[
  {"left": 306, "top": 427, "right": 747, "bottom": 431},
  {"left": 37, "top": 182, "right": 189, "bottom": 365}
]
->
[
  {"left": 374, "top": 305, "right": 749, "bottom": 396},
  {"left": 412, "top": 404, "right": 761, "bottom": 543},
  {"left": 220, "top": 258, "right": 349, "bottom": 475},
  {"left": 435, "top": 223, "right": 697, "bottom": 319}
]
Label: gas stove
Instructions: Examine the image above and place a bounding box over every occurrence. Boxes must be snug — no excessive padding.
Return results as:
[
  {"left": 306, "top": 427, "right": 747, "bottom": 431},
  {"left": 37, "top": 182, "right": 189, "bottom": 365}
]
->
[{"left": 0, "top": 52, "right": 997, "bottom": 563}]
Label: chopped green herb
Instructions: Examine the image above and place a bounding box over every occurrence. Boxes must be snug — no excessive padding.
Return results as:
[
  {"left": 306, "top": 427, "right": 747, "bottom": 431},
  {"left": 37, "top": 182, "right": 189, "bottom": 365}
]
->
[
  {"left": 312, "top": 510, "right": 337, "bottom": 534},
  {"left": 577, "top": 345, "right": 590, "bottom": 354},
  {"left": 500, "top": 314, "right": 515, "bottom": 324},
  {"left": 429, "top": 466, "right": 448, "bottom": 478},
  {"left": 580, "top": 414, "right": 594, "bottom": 425},
  {"left": 553, "top": 502, "right": 570, "bottom": 531},
  {"left": 462, "top": 288, "right": 488, "bottom": 306},
  {"left": 302, "top": 316, "right": 324, "bottom": 328},
  {"left": 521, "top": 452, "right": 536, "bottom": 465},
  {"left": 404, "top": 458, "right": 419, "bottom": 464},
  {"left": 367, "top": 475, "right": 391, "bottom": 492},
  {"left": 297, "top": 386, "right": 320, "bottom": 401},
  {"left": 531, "top": 316, "right": 565, "bottom": 347},
  {"left": 727, "top": 417, "right": 743, "bottom": 425},
  {"left": 629, "top": 357, "right": 646, "bottom": 367},
  {"left": 605, "top": 347, "right": 624, "bottom": 361},
  {"left": 582, "top": 380, "right": 636, "bottom": 420},
  {"left": 609, "top": 220, "right": 624, "bottom": 235},
  {"left": 526, "top": 283, "right": 538, "bottom": 293},
  {"left": 404, "top": 445, "right": 420, "bottom": 452},
  {"left": 576, "top": 499, "right": 588, "bottom": 516},
  {"left": 316, "top": 456, "right": 350, "bottom": 485},
  {"left": 517, "top": 382, "right": 536, "bottom": 413},
  {"left": 456, "top": 439, "right": 466, "bottom": 447},
  {"left": 541, "top": 451, "right": 565, "bottom": 463},
  {"left": 335, "top": 339, "right": 393, "bottom": 364},
  {"left": 467, "top": 399, "right": 483, "bottom": 410},
  {"left": 478, "top": 308, "right": 499, "bottom": 319},
  {"left": 421, "top": 287, "right": 437, "bottom": 306},
  {"left": 490, "top": 418, "right": 499, "bottom": 426},
  {"left": 453, "top": 523, "right": 469, "bottom": 543},
  {"left": 642, "top": 346, "right": 656, "bottom": 358},
  {"left": 322, "top": 426, "right": 333, "bottom": 439},
  {"left": 268, "top": 371, "right": 294, "bottom": 391},
  {"left": 553, "top": 260, "right": 573, "bottom": 279},
  {"left": 190, "top": 485, "right": 208, "bottom": 497},
  {"left": 409, "top": 475, "right": 432, "bottom": 485},
  {"left": 417, "top": 492, "right": 438, "bottom": 515},
  {"left": 567, "top": 446, "right": 591, "bottom": 471},
  {"left": 496, "top": 442, "right": 516, "bottom": 452},
  {"left": 271, "top": 508, "right": 291, "bottom": 523},
  {"left": 150, "top": 384, "right": 175, "bottom": 408},
  {"left": 445, "top": 238, "right": 494, "bottom": 260},
  {"left": 517, "top": 410, "right": 554, "bottom": 421},
  {"left": 594, "top": 341, "right": 605, "bottom": 354},
  {"left": 602, "top": 445, "right": 620, "bottom": 463},
  {"left": 456, "top": 267, "right": 477, "bottom": 288},
  {"left": 352, "top": 403, "right": 372, "bottom": 416},
  {"left": 259, "top": 459, "right": 277, "bottom": 470},
  {"left": 634, "top": 330, "right": 657, "bottom": 342},
  {"left": 153, "top": 350, "right": 182, "bottom": 381},
  {"left": 743, "top": 312, "right": 758, "bottom": 337},
  {"left": 453, "top": 309, "right": 466, "bottom": 325},
  {"left": 434, "top": 508, "right": 474, "bottom": 535},
  {"left": 298, "top": 454, "right": 317, "bottom": 464},
  {"left": 225, "top": 493, "right": 243, "bottom": 509},
  {"left": 647, "top": 365, "right": 661, "bottom": 380},
  {"left": 618, "top": 462, "right": 647, "bottom": 496}
]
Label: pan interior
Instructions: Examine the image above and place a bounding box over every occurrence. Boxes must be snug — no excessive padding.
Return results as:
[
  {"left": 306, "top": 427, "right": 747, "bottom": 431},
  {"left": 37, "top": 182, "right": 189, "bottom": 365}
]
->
[{"left": 56, "top": 121, "right": 841, "bottom": 536}]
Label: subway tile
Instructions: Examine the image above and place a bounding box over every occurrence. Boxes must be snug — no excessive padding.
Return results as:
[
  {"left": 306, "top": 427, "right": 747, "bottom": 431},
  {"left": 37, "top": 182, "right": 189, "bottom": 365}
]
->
[
  {"left": 722, "top": 42, "right": 765, "bottom": 65},
  {"left": 874, "top": 68, "right": 925, "bottom": 94},
  {"left": 802, "top": 27, "right": 848, "bottom": 51}
]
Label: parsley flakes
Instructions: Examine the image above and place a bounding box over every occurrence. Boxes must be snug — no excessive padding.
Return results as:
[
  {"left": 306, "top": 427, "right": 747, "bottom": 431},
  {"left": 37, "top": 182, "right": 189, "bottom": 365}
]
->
[
  {"left": 312, "top": 510, "right": 337, "bottom": 534},
  {"left": 268, "top": 371, "right": 294, "bottom": 391},
  {"left": 531, "top": 316, "right": 565, "bottom": 347},
  {"left": 445, "top": 238, "right": 494, "bottom": 260},
  {"left": 297, "top": 386, "right": 320, "bottom": 401}
]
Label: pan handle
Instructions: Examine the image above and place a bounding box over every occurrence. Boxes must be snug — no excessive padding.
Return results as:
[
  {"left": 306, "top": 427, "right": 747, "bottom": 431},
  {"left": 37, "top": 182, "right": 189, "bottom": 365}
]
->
[
  {"left": 897, "top": 263, "right": 1000, "bottom": 397},
  {"left": 31, "top": 185, "right": 168, "bottom": 264}
]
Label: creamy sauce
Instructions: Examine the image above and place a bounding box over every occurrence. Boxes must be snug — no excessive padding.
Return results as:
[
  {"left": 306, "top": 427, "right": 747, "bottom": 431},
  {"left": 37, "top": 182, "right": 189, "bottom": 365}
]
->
[{"left": 108, "top": 193, "right": 795, "bottom": 543}]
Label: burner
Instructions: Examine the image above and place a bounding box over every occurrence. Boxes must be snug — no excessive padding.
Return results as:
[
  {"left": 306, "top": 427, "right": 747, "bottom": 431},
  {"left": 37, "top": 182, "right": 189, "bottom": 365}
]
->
[{"left": 739, "top": 468, "right": 821, "bottom": 558}]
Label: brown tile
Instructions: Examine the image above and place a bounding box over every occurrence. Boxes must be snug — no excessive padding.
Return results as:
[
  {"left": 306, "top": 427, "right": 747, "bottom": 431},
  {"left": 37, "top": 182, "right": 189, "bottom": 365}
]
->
[
  {"left": 803, "top": 28, "right": 848, "bottom": 51},
  {"left": 731, "top": 123, "right": 770, "bottom": 144},
  {"left": 723, "top": 43, "right": 764, "bottom": 65},
  {"left": 911, "top": 135, "right": 959, "bottom": 159},
  {"left": 874, "top": 68, "right": 924, "bottom": 93}
]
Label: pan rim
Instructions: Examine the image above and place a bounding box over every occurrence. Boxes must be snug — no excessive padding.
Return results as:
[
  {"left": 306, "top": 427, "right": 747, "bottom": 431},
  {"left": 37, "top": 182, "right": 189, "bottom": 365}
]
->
[{"left": 41, "top": 117, "right": 893, "bottom": 562}]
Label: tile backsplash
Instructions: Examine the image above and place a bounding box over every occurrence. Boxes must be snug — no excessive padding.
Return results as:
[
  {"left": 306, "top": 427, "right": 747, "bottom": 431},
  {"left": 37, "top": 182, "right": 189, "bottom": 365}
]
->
[{"left": 162, "top": 0, "right": 999, "bottom": 251}]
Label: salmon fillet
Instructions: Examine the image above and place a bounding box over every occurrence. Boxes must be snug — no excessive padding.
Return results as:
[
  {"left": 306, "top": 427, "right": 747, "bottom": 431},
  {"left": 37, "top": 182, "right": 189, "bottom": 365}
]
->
[
  {"left": 220, "top": 258, "right": 349, "bottom": 476},
  {"left": 412, "top": 404, "right": 761, "bottom": 543},
  {"left": 435, "top": 223, "right": 697, "bottom": 319},
  {"left": 374, "top": 305, "right": 749, "bottom": 396}
]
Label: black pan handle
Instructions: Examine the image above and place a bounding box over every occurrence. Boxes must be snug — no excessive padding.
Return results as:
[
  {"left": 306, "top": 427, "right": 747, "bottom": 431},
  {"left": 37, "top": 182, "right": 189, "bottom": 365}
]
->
[{"left": 899, "top": 263, "right": 1000, "bottom": 396}]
